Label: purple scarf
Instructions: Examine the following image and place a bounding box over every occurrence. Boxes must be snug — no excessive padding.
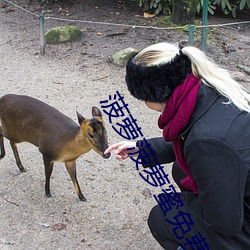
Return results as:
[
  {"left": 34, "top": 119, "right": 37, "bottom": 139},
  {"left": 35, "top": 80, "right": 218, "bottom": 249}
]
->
[{"left": 158, "top": 73, "right": 200, "bottom": 194}]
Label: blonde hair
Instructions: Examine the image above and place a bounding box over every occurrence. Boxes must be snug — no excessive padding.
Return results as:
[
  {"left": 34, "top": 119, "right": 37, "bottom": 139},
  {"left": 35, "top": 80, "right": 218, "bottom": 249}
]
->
[{"left": 134, "top": 42, "right": 250, "bottom": 113}]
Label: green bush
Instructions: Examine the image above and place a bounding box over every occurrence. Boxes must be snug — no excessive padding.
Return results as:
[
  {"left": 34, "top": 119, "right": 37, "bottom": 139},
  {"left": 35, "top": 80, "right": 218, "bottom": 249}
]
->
[
  {"left": 196, "top": 0, "right": 216, "bottom": 15},
  {"left": 212, "top": 0, "right": 250, "bottom": 17},
  {"left": 135, "top": 0, "right": 172, "bottom": 15},
  {"left": 136, "top": 0, "right": 250, "bottom": 17}
]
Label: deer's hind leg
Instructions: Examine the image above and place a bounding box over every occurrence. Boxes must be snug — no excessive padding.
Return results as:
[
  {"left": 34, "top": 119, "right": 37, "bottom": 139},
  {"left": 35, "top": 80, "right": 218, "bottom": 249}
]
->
[
  {"left": 65, "top": 161, "right": 86, "bottom": 202},
  {"left": 0, "top": 126, "right": 5, "bottom": 159},
  {"left": 10, "top": 141, "right": 26, "bottom": 172}
]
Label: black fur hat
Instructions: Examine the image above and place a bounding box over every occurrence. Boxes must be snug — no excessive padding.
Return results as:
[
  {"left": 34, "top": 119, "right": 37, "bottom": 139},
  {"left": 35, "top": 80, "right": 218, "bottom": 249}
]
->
[{"left": 125, "top": 52, "right": 192, "bottom": 103}]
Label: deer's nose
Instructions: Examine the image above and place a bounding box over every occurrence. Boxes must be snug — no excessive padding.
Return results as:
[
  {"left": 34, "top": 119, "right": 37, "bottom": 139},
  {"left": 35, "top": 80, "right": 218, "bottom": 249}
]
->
[{"left": 103, "top": 152, "right": 111, "bottom": 159}]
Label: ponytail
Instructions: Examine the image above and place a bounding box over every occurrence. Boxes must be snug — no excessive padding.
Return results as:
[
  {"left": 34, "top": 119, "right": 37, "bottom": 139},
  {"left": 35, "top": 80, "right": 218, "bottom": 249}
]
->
[{"left": 182, "top": 46, "right": 250, "bottom": 112}]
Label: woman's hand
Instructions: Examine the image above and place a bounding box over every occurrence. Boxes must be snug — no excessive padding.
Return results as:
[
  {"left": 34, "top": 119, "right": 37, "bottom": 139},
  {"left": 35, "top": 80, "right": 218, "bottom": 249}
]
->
[{"left": 104, "top": 141, "right": 139, "bottom": 160}]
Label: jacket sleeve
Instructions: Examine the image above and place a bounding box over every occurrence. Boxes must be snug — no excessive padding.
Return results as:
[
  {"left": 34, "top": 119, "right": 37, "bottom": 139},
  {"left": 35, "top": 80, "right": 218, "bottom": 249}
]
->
[
  {"left": 137, "top": 137, "right": 176, "bottom": 168},
  {"left": 185, "top": 136, "right": 248, "bottom": 237}
]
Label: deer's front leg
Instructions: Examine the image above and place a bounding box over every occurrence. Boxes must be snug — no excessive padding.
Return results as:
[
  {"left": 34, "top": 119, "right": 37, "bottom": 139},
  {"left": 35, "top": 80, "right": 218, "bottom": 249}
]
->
[{"left": 65, "top": 160, "right": 86, "bottom": 202}]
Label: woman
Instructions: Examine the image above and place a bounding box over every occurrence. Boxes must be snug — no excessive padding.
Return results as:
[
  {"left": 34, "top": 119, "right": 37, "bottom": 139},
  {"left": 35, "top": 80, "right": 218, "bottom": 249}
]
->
[{"left": 104, "top": 42, "right": 250, "bottom": 250}]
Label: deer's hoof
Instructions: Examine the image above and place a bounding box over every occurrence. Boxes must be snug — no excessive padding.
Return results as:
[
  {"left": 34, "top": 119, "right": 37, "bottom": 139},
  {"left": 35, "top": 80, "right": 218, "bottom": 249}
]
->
[{"left": 79, "top": 196, "right": 87, "bottom": 202}]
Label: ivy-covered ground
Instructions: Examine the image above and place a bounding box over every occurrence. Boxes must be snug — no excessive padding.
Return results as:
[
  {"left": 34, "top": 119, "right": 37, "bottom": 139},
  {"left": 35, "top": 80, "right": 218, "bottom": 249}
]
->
[{"left": 0, "top": 0, "right": 249, "bottom": 249}]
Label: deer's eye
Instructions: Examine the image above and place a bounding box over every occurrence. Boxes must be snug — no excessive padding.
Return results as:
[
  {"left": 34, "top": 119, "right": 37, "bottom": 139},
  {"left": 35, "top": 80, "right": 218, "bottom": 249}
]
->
[{"left": 89, "top": 133, "right": 94, "bottom": 139}]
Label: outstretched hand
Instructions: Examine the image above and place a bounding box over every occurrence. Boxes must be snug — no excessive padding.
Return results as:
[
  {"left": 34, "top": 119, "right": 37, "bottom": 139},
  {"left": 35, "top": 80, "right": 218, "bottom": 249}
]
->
[{"left": 104, "top": 141, "right": 139, "bottom": 160}]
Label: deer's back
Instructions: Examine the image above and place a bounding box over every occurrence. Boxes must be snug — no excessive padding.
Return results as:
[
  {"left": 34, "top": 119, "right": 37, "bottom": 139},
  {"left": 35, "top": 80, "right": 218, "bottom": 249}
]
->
[{"left": 0, "top": 94, "right": 79, "bottom": 147}]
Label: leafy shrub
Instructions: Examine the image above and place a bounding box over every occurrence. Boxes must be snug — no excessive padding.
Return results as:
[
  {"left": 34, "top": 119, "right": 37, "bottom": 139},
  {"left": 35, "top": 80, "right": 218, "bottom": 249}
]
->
[
  {"left": 196, "top": 0, "right": 216, "bottom": 15},
  {"left": 136, "top": 0, "right": 250, "bottom": 17},
  {"left": 213, "top": 0, "right": 250, "bottom": 17},
  {"left": 135, "top": 0, "right": 172, "bottom": 15}
]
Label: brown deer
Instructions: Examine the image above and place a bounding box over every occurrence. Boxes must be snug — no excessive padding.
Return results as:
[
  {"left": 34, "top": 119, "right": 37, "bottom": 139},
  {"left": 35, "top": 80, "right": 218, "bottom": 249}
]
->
[{"left": 0, "top": 94, "right": 110, "bottom": 201}]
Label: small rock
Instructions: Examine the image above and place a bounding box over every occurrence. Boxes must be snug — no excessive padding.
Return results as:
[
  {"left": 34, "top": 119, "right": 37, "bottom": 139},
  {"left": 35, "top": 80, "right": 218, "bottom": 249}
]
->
[
  {"left": 133, "top": 197, "right": 140, "bottom": 205},
  {"left": 39, "top": 223, "right": 50, "bottom": 228},
  {"left": 45, "top": 26, "right": 82, "bottom": 44},
  {"left": 112, "top": 47, "right": 138, "bottom": 67},
  {"left": 5, "top": 241, "right": 15, "bottom": 246},
  {"left": 236, "top": 65, "right": 250, "bottom": 76},
  {"left": 141, "top": 187, "right": 152, "bottom": 198},
  {"left": 231, "top": 71, "right": 247, "bottom": 82}
]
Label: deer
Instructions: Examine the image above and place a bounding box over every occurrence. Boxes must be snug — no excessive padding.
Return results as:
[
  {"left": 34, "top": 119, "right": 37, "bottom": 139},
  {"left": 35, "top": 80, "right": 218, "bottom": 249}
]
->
[{"left": 0, "top": 94, "right": 110, "bottom": 202}]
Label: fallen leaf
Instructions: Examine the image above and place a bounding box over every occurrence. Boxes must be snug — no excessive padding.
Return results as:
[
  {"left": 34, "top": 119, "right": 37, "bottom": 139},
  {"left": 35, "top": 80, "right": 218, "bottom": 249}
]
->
[
  {"left": 51, "top": 223, "right": 67, "bottom": 231},
  {"left": 143, "top": 12, "right": 155, "bottom": 18}
]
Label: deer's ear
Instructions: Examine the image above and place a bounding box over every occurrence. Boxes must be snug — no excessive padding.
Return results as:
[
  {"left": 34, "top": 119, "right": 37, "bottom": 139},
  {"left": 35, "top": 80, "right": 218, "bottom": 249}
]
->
[
  {"left": 92, "top": 106, "right": 102, "bottom": 118},
  {"left": 76, "top": 111, "right": 85, "bottom": 125}
]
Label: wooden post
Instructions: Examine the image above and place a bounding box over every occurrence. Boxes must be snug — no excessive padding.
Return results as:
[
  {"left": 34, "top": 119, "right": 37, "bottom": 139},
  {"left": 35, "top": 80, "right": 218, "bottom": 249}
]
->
[
  {"left": 202, "top": 0, "right": 208, "bottom": 51},
  {"left": 188, "top": 25, "right": 195, "bottom": 46},
  {"left": 39, "top": 11, "right": 45, "bottom": 55},
  {"left": 0, "top": 0, "right": 6, "bottom": 8}
]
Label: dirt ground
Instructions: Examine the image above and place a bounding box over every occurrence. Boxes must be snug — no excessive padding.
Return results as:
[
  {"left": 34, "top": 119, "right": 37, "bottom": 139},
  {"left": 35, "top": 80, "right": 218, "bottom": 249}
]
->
[{"left": 0, "top": 0, "right": 249, "bottom": 249}]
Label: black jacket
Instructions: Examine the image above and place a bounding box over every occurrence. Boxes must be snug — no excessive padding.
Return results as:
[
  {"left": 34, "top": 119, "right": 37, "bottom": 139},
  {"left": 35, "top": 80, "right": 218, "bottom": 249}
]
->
[{"left": 139, "top": 84, "right": 250, "bottom": 249}]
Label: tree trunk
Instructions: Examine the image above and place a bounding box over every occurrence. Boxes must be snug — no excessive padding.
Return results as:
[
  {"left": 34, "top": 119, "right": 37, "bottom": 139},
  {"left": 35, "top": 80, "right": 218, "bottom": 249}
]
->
[{"left": 171, "top": 0, "right": 198, "bottom": 25}]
